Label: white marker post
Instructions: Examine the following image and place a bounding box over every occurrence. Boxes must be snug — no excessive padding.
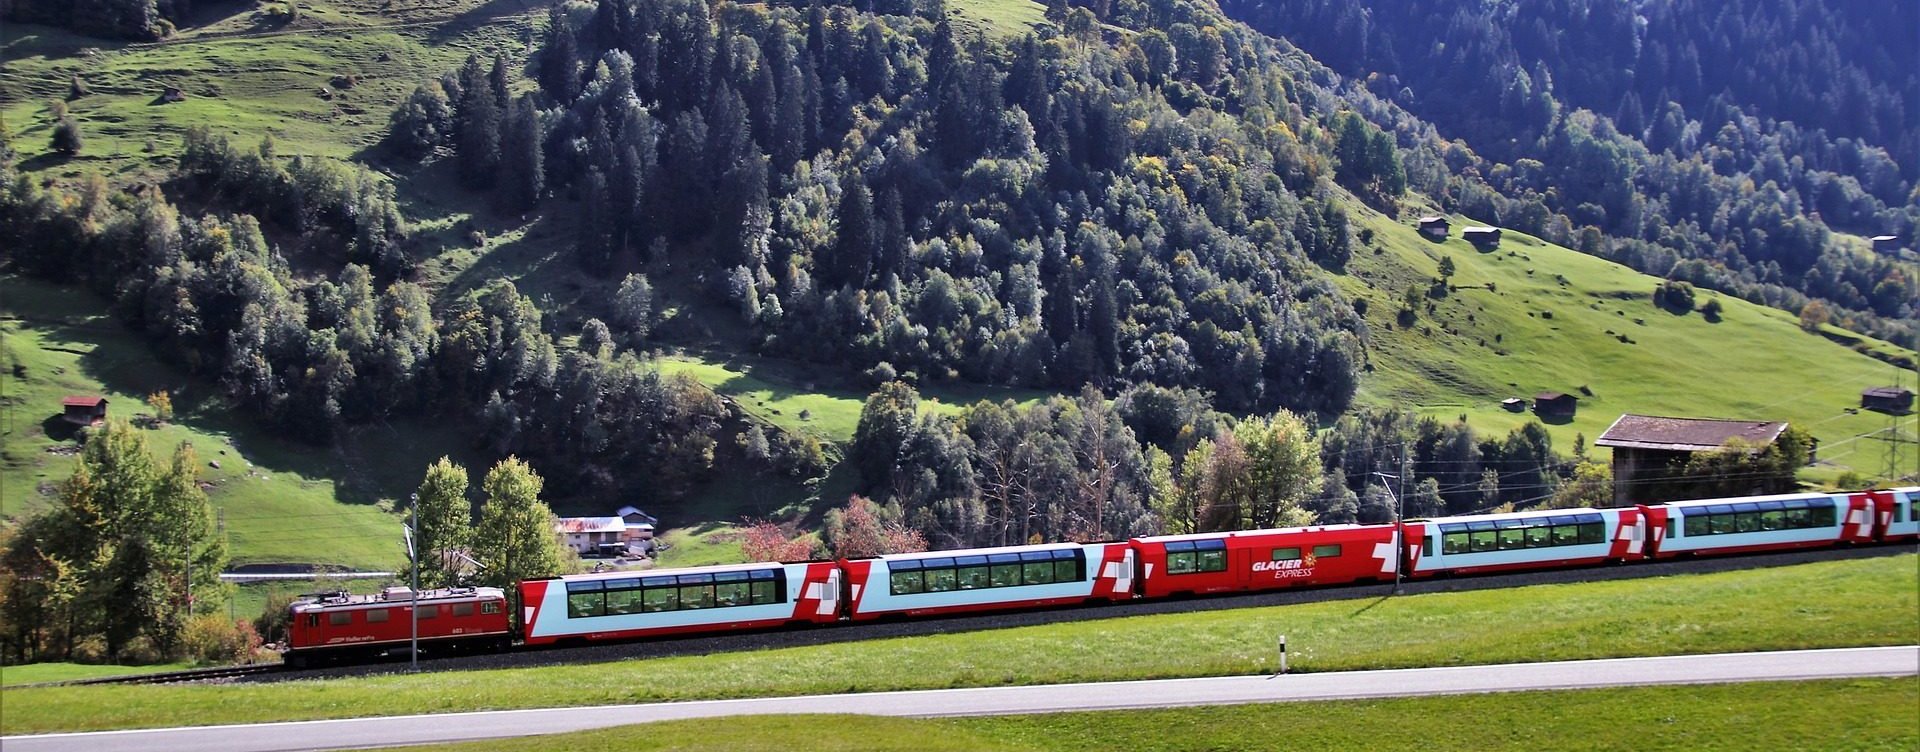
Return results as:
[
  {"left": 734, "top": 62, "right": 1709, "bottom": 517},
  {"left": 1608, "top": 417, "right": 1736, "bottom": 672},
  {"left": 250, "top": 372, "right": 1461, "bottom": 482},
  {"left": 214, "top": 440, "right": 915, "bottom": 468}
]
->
[{"left": 1277, "top": 634, "right": 1288, "bottom": 676}]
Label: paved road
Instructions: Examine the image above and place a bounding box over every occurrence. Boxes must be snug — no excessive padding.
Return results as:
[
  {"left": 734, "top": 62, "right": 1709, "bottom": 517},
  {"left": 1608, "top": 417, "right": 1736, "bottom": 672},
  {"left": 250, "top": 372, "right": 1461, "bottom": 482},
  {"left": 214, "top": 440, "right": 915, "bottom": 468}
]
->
[{"left": 8, "top": 646, "right": 1915, "bottom": 752}]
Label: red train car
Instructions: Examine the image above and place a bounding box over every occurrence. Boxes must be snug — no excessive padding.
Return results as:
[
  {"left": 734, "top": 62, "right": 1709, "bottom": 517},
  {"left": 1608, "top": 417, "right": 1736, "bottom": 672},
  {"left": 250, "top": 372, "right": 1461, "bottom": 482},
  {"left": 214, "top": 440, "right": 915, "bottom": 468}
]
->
[
  {"left": 1131, "top": 525, "right": 1401, "bottom": 599},
  {"left": 841, "top": 541, "right": 1133, "bottom": 621},
  {"left": 519, "top": 561, "right": 842, "bottom": 646},
  {"left": 285, "top": 586, "right": 510, "bottom": 667}
]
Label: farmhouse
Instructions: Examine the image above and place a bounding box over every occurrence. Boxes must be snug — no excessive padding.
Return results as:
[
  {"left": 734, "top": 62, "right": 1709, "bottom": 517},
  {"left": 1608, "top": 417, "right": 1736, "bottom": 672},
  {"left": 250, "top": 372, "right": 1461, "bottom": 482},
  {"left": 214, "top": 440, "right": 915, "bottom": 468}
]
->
[
  {"left": 1595, "top": 414, "right": 1789, "bottom": 505},
  {"left": 61, "top": 395, "right": 108, "bottom": 426},
  {"left": 1418, "top": 216, "right": 1450, "bottom": 239},
  {"left": 555, "top": 517, "right": 626, "bottom": 556},
  {"left": 1532, "top": 392, "right": 1577, "bottom": 418},
  {"left": 1463, "top": 226, "right": 1502, "bottom": 248},
  {"left": 1861, "top": 386, "right": 1914, "bottom": 414}
]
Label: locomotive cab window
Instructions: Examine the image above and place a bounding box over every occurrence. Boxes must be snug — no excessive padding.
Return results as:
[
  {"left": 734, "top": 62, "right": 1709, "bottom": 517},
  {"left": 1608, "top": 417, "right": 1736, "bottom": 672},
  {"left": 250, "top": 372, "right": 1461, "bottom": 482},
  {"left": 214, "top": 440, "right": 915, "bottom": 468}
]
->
[
  {"left": 418, "top": 605, "right": 438, "bottom": 620},
  {"left": 306, "top": 614, "right": 320, "bottom": 628}
]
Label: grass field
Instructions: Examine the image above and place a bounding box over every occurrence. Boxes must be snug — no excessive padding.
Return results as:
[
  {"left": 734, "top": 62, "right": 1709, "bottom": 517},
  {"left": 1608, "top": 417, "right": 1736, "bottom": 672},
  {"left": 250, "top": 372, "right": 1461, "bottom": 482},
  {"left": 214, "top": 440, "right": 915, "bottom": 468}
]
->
[
  {"left": 3, "top": 553, "right": 1912, "bottom": 734},
  {"left": 0, "top": 661, "right": 194, "bottom": 687},
  {"left": 362, "top": 678, "right": 1920, "bottom": 752},
  {"left": 0, "top": 276, "right": 411, "bottom": 569},
  {"left": 1341, "top": 207, "right": 1919, "bottom": 482},
  {"left": 946, "top": 0, "right": 1050, "bottom": 38}
]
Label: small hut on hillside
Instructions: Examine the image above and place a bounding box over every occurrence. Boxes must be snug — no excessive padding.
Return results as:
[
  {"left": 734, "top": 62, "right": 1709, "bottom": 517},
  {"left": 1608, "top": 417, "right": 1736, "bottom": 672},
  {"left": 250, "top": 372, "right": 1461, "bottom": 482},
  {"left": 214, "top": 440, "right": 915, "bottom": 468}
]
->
[
  {"left": 1862, "top": 386, "right": 1915, "bottom": 414},
  {"left": 1463, "top": 226, "right": 1502, "bottom": 249},
  {"left": 1532, "top": 392, "right": 1577, "bottom": 418},
  {"left": 61, "top": 396, "right": 108, "bottom": 426},
  {"left": 1418, "top": 216, "right": 1451, "bottom": 239}
]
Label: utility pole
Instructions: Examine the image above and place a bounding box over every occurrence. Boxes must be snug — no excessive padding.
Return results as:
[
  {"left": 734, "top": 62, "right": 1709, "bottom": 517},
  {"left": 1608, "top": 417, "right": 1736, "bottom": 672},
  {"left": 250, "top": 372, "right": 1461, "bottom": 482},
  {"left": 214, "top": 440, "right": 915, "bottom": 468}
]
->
[
  {"left": 1372, "top": 469, "right": 1404, "bottom": 594},
  {"left": 407, "top": 492, "right": 419, "bottom": 672},
  {"left": 220, "top": 507, "right": 232, "bottom": 622}
]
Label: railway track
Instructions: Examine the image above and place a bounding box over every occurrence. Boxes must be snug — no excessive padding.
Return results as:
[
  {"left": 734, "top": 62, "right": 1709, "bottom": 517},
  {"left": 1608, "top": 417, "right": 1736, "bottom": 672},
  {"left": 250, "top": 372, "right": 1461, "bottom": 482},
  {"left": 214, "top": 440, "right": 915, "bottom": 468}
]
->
[{"left": 65, "top": 664, "right": 283, "bottom": 686}]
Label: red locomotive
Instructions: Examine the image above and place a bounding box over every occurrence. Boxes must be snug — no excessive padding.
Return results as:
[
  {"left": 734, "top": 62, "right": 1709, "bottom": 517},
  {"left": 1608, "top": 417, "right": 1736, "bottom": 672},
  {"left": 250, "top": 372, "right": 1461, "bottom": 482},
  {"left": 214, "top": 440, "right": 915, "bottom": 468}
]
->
[{"left": 285, "top": 586, "right": 511, "bottom": 667}]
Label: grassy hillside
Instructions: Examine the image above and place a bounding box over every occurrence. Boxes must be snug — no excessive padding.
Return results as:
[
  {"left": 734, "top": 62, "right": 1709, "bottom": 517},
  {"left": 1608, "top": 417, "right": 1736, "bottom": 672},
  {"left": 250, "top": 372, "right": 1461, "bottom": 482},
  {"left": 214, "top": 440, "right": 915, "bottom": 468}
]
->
[
  {"left": 1339, "top": 206, "right": 1919, "bottom": 482},
  {"left": 0, "top": 276, "right": 439, "bottom": 569}
]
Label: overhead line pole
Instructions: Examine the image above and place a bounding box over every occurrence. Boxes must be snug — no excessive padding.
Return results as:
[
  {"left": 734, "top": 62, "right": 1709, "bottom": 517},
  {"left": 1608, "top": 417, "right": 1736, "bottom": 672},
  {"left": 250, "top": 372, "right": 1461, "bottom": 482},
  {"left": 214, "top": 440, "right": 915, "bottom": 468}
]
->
[
  {"left": 1373, "top": 468, "right": 1403, "bottom": 594},
  {"left": 408, "top": 493, "right": 419, "bottom": 673}
]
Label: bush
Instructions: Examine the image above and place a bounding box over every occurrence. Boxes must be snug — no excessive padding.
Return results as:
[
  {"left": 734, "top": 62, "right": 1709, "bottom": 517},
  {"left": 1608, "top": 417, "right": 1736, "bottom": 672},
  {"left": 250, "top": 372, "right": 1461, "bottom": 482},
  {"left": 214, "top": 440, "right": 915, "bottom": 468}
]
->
[
  {"left": 184, "top": 614, "right": 262, "bottom": 665},
  {"left": 253, "top": 591, "right": 296, "bottom": 646}
]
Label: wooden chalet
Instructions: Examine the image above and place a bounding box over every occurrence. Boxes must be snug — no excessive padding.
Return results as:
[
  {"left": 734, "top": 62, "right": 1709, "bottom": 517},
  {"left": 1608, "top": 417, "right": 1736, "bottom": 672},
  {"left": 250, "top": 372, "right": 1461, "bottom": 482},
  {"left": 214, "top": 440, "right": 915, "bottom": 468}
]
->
[
  {"left": 1418, "top": 216, "right": 1450, "bottom": 239},
  {"left": 1532, "top": 392, "right": 1577, "bottom": 418},
  {"left": 1463, "top": 226, "right": 1502, "bottom": 248},
  {"left": 1595, "top": 414, "right": 1789, "bottom": 505},
  {"left": 1861, "top": 386, "right": 1914, "bottom": 414},
  {"left": 61, "top": 395, "right": 108, "bottom": 426}
]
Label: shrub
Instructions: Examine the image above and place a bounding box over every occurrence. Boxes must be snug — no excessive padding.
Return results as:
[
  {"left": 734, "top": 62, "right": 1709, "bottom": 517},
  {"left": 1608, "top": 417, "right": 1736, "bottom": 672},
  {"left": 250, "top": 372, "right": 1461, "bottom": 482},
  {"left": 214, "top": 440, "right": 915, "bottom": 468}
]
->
[
  {"left": 184, "top": 614, "right": 262, "bottom": 665},
  {"left": 254, "top": 591, "right": 296, "bottom": 646}
]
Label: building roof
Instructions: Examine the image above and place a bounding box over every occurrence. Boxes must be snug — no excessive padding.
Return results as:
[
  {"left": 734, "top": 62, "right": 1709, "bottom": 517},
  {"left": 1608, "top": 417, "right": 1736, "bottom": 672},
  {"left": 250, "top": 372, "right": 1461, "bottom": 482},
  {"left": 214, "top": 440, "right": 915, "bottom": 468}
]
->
[
  {"left": 1534, "top": 392, "right": 1573, "bottom": 402},
  {"left": 1418, "top": 216, "right": 1450, "bottom": 225},
  {"left": 61, "top": 395, "right": 107, "bottom": 408},
  {"left": 1595, "top": 414, "right": 1788, "bottom": 453},
  {"left": 554, "top": 517, "right": 626, "bottom": 534},
  {"left": 1863, "top": 386, "right": 1914, "bottom": 399},
  {"left": 1463, "top": 226, "right": 1500, "bottom": 233},
  {"left": 1870, "top": 235, "right": 1898, "bottom": 242}
]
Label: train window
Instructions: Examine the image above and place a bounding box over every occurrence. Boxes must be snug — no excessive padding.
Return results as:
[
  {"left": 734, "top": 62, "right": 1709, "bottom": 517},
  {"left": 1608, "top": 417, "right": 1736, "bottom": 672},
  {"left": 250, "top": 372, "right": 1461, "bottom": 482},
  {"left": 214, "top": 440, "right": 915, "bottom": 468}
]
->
[
  {"left": 957, "top": 565, "right": 990, "bottom": 589},
  {"left": 641, "top": 588, "right": 678, "bottom": 612},
  {"left": 566, "top": 582, "right": 605, "bottom": 619},
  {"left": 329, "top": 612, "right": 350, "bottom": 626},
  {"left": 1667, "top": 518, "right": 1677, "bottom": 539},
  {"left": 1578, "top": 522, "right": 1604, "bottom": 544},
  {"left": 1735, "top": 512, "right": 1759, "bottom": 533},
  {"left": 1760, "top": 510, "right": 1785, "bottom": 531},
  {"left": 1196, "top": 549, "right": 1226, "bottom": 572},
  {"left": 925, "top": 568, "right": 958, "bottom": 593},
  {"left": 1272, "top": 547, "right": 1301, "bottom": 561},
  {"left": 482, "top": 601, "right": 500, "bottom": 614},
  {"left": 1784, "top": 508, "right": 1810, "bottom": 529},
  {"left": 718, "top": 582, "right": 754, "bottom": 608},
  {"left": 1707, "top": 515, "right": 1731, "bottom": 535},
  {"left": 366, "top": 609, "right": 389, "bottom": 623},
  {"left": 1683, "top": 514, "right": 1706, "bottom": 537},
  {"left": 1547, "top": 525, "right": 1573, "bottom": 545},
  {"left": 1422, "top": 535, "right": 1433, "bottom": 557},
  {"left": 452, "top": 603, "right": 475, "bottom": 617},
  {"left": 1524, "top": 525, "right": 1549, "bottom": 548},
  {"left": 989, "top": 563, "right": 1022, "bottom": 587},
  {"left": 1910, "top": 503, "right": 1917, "bottom": 522},
  {"left": 888, "top": 570, "right": 924, "bottom": 596},
  {"left": 1312, "top": 544, "right": 1342, "bottom": 558},
  {"left": 1441, "top": 533, "right": 1468, "bottom": 555},
  {"left": 1022, "top": 560, "right": 1055, "bottom": 585},
  {"left": 605, "top": 588, "right": 643, "bottom": 615},
  {"left": 418, "top": 606, "right": 437, "bottom": 620},
  {"left": 1053, "top": 552, "right": 1080, "bottom": 582},
  {"left": 306, "top": 614, "right": 320, "bottom": 628},
  {"left": 1497, "top": 528, "right": 1525, "bottom": 550},
  {"left": 1469, "top": 529, "right": 1496, "bottom": 553},
  {"left": 750, "top": 579, "right": 780, "bottom": 604},
  {"left": 1811, "top": 504, "right": 1836, "bottom": 527},
  {"left": 679, "top": 584, "right": 716, "bottom": 609},
  {"left": 1166, "top": 542, "right": 1196, "bottom": 574}
]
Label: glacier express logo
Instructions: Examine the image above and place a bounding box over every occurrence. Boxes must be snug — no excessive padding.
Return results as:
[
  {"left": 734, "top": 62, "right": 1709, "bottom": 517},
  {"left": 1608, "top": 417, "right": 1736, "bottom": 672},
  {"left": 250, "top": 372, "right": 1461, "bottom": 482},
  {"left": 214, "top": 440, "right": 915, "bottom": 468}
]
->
[{"left": 1250, "top": 554, "right": 1317, "bottom": 578}]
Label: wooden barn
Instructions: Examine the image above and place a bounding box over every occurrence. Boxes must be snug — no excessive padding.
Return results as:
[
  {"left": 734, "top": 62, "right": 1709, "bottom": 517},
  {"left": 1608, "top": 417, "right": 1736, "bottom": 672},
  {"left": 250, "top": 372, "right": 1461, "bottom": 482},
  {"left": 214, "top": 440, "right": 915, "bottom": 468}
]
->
[
  {"left": 1532, "top": 392, "right": 1577, "bottom": 418},
  {"left": 1418, "top": 216, "right": 1450, "bottom": 239},
  {"left": 61, "top": 395, "right": 108, "bottom": 426},
  {"left": 1595, "top": 414, "right": 1789, "bottom": 505},
  {"left": 1463, "top": 226, "right": 1502, "bottom": 248},
  {"left": 1861, "top": 386, "right": 1915, "bottom": 414}
]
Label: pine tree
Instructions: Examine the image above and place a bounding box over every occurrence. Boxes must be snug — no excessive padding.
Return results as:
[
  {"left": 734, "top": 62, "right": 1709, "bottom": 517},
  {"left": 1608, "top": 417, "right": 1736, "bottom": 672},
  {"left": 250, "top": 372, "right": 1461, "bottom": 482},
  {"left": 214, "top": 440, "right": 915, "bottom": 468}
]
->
[
  {"left": 455, "top": 56, "right": 502, "bottom": 186},
  {"left": 497, "top": 96, "right": 544, "bottom": 213},
  {"left": 825, "top": 171, "right": 876, "bottom": 288},
  {"left": 539, "top": 6, "right": 581, "bottom": 102}
]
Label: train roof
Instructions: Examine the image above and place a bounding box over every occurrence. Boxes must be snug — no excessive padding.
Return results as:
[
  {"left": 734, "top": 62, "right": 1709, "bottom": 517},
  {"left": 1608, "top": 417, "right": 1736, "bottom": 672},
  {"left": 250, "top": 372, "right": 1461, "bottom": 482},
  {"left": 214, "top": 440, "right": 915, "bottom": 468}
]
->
[
  {"left": 1656, "top": 491, "right": 1846, "bottom": 509},
  {"left": 868, "top": 540, "right": 1119, "bottom": 562},
  {"left": 1411, "top": 507, "right": 1610, "bottom": 525},
  {"left": 290, "top": 586, "right": 503, "bottom": 613},
  {"left": 547, "top": 559, "right": 812, "bottom": 584},
  {"left": 1132, "top": 524, "right": 1379, "bottom": 544}
]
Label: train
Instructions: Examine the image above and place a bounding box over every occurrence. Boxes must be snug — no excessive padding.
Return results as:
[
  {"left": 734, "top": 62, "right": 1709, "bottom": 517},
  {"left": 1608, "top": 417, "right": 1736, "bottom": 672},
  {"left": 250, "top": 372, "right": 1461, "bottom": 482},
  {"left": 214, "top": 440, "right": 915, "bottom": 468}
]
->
[{"left": 283, "top": 486, "right": 1919, "bottom": 666}]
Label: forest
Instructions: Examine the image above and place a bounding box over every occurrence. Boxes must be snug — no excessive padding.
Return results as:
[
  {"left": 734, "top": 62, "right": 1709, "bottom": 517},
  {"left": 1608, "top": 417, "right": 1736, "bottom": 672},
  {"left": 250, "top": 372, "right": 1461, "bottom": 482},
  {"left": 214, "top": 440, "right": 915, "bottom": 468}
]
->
[
  {"left": 0, "top": 0, "right": 1902, "bottom": 582},
  {"left": 1223, "top": 0, "right": 1919, "bottom": 347}
]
